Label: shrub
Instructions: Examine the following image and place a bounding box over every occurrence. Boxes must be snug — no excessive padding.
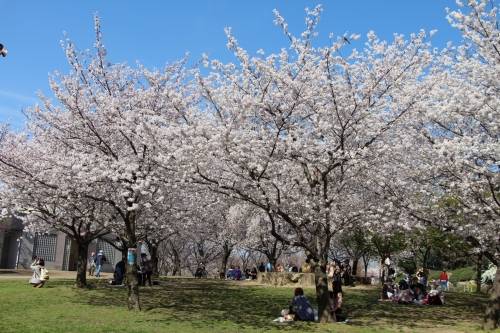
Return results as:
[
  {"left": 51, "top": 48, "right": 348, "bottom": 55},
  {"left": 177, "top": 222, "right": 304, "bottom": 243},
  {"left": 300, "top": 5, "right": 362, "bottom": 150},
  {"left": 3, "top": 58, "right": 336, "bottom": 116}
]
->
[
  {"left": 428, "top": 271, "right": 441, "bottom": 281},
  {"left": 449, "top": 267, "right": 476, "bottom": 283}
]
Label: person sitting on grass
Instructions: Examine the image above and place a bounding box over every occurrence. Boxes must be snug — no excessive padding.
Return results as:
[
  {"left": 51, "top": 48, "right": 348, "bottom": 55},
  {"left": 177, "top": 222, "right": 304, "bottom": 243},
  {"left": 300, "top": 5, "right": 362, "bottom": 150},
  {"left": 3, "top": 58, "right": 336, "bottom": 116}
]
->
[
  {"left": 397, "top": 279, "right": 414, "bottom": 304},
  {"left": 410, "top": 276, "right": 427, "bottom": 302},
  {"left": 225, "top": 265, "right": 235, "bottom": 280},
  {"left": 29, "top": 258, "right": 45, "bottom": 288},
  {"left": 233, "top": 266, "right": 242, "bottom": 280},
  {"left": 289, "top": 287, "right": 315, "bottom": 321},
  {"left": 426, "top": 280, "right": 444, "bottom": 305},
  {"left": 249, "top": 267, "right": 258, "bottom": 280},
  {"left": 381, "top": 278, "right": 395, "bottom": 300}
]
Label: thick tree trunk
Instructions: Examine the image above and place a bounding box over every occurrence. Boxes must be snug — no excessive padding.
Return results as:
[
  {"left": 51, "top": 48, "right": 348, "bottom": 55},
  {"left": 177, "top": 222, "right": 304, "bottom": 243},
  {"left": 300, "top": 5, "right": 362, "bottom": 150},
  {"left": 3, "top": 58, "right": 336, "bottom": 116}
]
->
[
  {"left": 313, "top": 263, "right": 335, "bottom": 323},
  {"left": 352, "top": 258, "right": 359, "bottom": 276},
  {"left": 150, "top": 245, "right": 159, "bottom": 279},
  {"left": 172, "top": 248, "right": 181, "bottom": 276},
  {"left": 75, "top": 242, "right": 89, "bottom": 288},
  {"left": 126, "top": 261, "right": 141, "bottom": 311},
  {"left": 483, "top": 266, "right": 500, "bottom": 330},
  {"left": 220, "top": 243, "right": 232, "bottom": 275}
]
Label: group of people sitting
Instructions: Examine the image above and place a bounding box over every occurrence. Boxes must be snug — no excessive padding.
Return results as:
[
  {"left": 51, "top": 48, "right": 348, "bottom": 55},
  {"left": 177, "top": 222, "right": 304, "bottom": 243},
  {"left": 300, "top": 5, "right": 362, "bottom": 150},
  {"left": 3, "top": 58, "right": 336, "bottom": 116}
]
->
[
  {"left": 225, "top": 265, "right": 258, "bottom": 280},
  {"left": 380, "top": 277, "right": 444, "bottom": 305}
]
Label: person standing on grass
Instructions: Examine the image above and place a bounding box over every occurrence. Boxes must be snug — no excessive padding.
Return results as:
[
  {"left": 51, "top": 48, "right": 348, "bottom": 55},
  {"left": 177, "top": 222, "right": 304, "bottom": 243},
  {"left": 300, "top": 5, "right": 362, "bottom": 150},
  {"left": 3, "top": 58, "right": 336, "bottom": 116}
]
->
[
  {"left": 289, "top": 287, "right": 315, "bottom": 321},
  {"left": 29, "top": 258, "right": 45, "bottom": 288},
  {"left": 140, "top": 253, "right": 153, "bottom": 286},
  {"left": 440, "top": 269, "right": 449, "bottom": 291},
  {"left": 94, "top": 250, "right": 107, "bottom": 277},
  {"left": 330, "top": 281, "right": 348, "bottom": 322},
  {"left": 114, "top": 256, "right": 127, "bottom": 285},
  {"left": 342, "top": 259, "right": 352, "bottom": 287},
  {"left": 88, "top": 252, "right": 96, "bottom": 276}
]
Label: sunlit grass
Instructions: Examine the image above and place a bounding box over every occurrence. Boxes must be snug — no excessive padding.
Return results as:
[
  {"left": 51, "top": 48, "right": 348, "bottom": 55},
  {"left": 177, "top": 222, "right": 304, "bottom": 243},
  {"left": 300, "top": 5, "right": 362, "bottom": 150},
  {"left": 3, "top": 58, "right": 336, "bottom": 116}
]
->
[{"left": 0, "top": 277, "right": 490, "bottom": 333}]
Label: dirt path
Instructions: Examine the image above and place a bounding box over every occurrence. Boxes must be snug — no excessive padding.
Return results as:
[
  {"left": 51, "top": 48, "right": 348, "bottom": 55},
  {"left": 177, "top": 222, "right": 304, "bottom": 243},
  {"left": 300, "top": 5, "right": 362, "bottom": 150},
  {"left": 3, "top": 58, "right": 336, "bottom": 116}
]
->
[{"left": 0, "top": 268, "right": 112, "bottom": 280}]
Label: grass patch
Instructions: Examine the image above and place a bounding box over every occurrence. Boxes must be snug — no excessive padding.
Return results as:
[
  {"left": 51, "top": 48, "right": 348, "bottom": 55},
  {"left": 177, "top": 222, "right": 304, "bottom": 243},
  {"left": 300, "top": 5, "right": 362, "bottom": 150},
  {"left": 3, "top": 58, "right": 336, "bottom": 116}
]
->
[{"left": 0, "top": 277, "right": 492, "bottom": 333}]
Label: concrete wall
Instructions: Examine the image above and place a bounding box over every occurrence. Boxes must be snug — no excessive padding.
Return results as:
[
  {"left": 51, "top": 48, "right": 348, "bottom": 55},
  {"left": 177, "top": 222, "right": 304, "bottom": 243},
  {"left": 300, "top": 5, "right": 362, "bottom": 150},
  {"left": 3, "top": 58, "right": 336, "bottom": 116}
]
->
[{"left": 258, "top": 272, "right": 372, "bottom": 287}]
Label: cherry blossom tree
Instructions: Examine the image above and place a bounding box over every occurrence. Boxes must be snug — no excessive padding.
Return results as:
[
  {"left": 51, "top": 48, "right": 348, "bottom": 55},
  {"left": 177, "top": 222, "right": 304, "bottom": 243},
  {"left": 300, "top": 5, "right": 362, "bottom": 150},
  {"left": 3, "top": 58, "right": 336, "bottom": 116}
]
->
[
  {"left": 0, "top": 15, "right": 198, "bottom": 311},
  {"left": 159, "top": 5, "right": 436, "bottom": 323},
  {"left": 373, "top": 0, "right": 500, "bottom": 328},
  {"left": 0, "top": 124, "right": 110, "bottom": 287}
]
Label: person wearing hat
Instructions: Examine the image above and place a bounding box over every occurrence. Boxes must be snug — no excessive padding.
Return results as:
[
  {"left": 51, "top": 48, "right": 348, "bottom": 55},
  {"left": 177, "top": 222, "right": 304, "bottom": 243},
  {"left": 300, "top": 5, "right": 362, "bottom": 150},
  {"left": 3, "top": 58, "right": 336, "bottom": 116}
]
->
[
  {"left": 381, "top": 278, "right": 395, "bottom": 300},
  {"left": 440, "top": 269, "right": 449, "bottom": 291},
  {"left": 94, "top": 250, "right": 107, "bottom": 277}
]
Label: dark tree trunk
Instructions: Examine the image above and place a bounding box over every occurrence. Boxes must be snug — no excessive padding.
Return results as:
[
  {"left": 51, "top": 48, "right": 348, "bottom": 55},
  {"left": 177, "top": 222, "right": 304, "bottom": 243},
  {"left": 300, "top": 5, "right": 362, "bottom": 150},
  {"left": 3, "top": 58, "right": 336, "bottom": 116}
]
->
[
  {"left": 422, "top": 246, "right": 431, "bottom": 286},
  {"left": 312, "top": 262, "right": 335, "bottom": 323},
  {"left": 149, "top": 245, "right": 159, "bottom": 279},
  {"left": 75, "top": 241, "right": 89, "bottom": 288},
  {"left": 172, "top": 247, "right": 181, "bottom": 276},
  {"left": 362, "top": 254, "right": 369, "bottom": 277},
  {"left": 220, "top": 242, "right": 232, "bottom": 274},
  {"left": 483, "top": 265, "right": 500, "bottom": 330},
  {"left": 477, "top": 252, "right": 482, "bottom": 294},
  {"left": 126, "top": 260, "right": 141, "bottom": 311},
  {"left": 352, "top": 258, "right": 359, "bottom": 276}
]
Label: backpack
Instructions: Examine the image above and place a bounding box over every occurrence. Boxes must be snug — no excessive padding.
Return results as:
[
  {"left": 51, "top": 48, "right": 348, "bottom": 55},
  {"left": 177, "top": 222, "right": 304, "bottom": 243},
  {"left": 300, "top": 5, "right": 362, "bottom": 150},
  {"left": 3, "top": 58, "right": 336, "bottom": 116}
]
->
[{"left": 40, "top": 268, "right": 49, "bottom": 281}]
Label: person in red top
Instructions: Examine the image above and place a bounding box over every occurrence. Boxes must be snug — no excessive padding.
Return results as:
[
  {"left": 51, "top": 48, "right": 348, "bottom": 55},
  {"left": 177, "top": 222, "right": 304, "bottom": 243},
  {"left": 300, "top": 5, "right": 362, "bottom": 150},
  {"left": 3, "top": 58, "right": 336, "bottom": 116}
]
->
[{"left": 440, "top": 269, "right": 449, "bottom": 291}]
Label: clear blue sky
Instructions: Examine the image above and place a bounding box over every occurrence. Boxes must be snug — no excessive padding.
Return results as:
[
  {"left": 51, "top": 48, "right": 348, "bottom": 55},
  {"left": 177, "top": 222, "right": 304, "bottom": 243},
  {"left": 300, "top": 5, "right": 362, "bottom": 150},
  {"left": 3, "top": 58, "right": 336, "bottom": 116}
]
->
[{"left": 1, "top": 0, "right": 464, "bottom": 129}]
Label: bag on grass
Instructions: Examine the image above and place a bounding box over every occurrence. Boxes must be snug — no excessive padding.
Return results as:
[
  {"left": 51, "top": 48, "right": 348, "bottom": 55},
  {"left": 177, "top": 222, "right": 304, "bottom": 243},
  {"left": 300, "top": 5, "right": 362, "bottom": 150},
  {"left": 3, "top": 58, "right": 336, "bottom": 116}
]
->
[{"left": 40, "top": 268, "right": 49, "bottom": 281}]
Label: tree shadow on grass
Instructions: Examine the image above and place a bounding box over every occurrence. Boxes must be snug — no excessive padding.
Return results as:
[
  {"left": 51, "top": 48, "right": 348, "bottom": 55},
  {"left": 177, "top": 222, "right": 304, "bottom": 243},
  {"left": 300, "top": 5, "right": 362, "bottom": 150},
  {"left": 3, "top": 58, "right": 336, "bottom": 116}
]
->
[
  {"left": 345, "top": 286, "right": 488, "bottom": 330},
  {"left": 72, "top": 279, "right": 491, "bottom": 331},
  {"left": 76, "top": 278, "right": 323, "bottom": 331}
]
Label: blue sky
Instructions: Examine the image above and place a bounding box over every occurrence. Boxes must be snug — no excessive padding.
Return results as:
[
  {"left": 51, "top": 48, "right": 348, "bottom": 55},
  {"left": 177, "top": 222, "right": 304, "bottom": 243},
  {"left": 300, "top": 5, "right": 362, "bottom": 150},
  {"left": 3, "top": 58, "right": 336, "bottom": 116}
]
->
[{"left": 1, "top": 0, "right": 464, "bottom": 129}]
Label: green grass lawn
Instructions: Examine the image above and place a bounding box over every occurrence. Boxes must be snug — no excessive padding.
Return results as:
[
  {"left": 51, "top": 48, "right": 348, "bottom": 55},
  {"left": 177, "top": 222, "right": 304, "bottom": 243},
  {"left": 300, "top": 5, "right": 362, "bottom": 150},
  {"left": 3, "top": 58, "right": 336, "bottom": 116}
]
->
[{"left": 0, "top": 277, "right": 494, "bottom": 333}]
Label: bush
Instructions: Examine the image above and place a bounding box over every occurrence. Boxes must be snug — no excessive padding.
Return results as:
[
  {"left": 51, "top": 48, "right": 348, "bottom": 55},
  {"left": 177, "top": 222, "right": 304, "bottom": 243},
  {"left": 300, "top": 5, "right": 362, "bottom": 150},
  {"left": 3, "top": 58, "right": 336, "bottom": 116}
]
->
[
  {"left": 449, "top": 267, "right": 476, "bottom": 283},
  {"left": 428, "top": 270, "right": 441, "bottom": 281}
]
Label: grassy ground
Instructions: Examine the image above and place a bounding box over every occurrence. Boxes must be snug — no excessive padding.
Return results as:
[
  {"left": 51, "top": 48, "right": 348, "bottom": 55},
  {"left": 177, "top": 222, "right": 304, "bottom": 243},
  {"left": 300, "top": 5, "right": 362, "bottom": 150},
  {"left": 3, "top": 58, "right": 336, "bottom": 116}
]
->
[{"left": 0, "top": 277, "right": 495, "bottom": 333}]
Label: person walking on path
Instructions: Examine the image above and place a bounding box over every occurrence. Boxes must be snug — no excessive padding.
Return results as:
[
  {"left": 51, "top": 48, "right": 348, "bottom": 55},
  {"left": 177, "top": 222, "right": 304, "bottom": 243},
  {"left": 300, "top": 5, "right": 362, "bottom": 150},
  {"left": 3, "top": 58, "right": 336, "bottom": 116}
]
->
[
  {"left": 88, "top": 252, "right": 96, "bottom": 276},
  {"left": 440, "top": 269, "right": 449, "bottom": 291},
  {"left": 29, "top": 258, "right": 45, "bottom": 288},
  {"left": 94, "top": 250, "right": 107, "bottom": 277}
]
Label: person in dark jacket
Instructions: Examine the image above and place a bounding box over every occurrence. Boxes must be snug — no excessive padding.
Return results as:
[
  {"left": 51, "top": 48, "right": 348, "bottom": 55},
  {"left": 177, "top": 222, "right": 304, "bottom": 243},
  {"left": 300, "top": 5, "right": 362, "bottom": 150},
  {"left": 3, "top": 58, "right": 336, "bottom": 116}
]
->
[
  {"left": 410, "top": 276, "right": 427, "bottom": 301},
  {"left": 94, "top": 250, "right": 107, "bottom": 277},
  {"left": 114, "top": 256, "right": 127, "bottom": 285},
  {"left": 140, "top": 253, "right": 153, "bottom": 286}
]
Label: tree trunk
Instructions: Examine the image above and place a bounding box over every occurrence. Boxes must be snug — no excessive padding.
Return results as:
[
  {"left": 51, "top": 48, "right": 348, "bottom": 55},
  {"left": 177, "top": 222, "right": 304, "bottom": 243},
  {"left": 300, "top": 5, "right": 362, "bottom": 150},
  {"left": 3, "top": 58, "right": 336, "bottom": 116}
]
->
[
  {"left": 362, "top": 254, "right": 369, "bottom": 278},
  {"left": 150, "top": 245, "right": 159, "bottom": 279},
  {"left": 126, "top": 260, "right": 141, "bottom": 311},
  {"left": 312, "top": 263, "right": 335, "bottom": 323},
  {"left": 172, "top": 248, "right": 181, "bottom": 276},
  {"left": 422, "top": 246, "right": 430, "bottom": 286},
  {"left": 220, "top": 242, "right": 232, "bottom": 275},
  {"left": 477, "top": 252, "right": 482, "bottom": 294},
  {"left": 483, "top": 265, "right": 500, "bottom": 330},
  {"left": 352, "top": 258, "right": 359, "bottom": 276},
  {"left": 75, "top": 241, "right": 89, "bottom": 288}
]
